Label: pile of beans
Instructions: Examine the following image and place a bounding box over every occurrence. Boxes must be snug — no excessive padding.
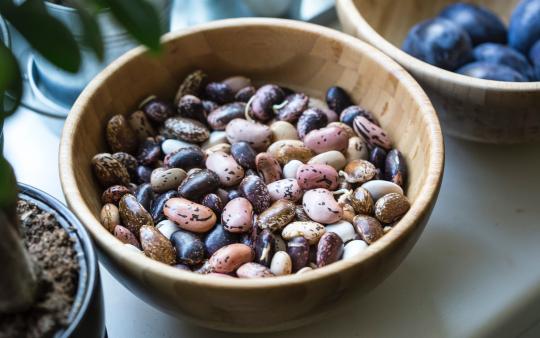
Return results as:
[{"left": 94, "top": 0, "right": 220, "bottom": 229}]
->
[{"left": 92, "top": 70, "right": 410, "bottom": 278}]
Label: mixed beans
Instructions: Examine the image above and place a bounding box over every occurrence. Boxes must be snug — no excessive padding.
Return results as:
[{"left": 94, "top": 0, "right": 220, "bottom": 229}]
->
[{"left": 92, "top": 70, "right": 410, "bottom": 278}]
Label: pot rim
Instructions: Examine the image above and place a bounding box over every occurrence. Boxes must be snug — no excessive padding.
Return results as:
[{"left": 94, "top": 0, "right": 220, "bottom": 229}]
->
[
  {"left": 59, "top": 18, "right": 444, "bottom": 290},
  {"left": 337, "top": 0, "right": 540, "bottom": 92},
  {"left": 17, "top": 183, "right": 99, "bottom": 337}
]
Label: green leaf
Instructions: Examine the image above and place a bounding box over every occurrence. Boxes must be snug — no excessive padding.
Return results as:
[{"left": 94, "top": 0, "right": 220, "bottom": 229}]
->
[
  {"left": 0, "top": 155, "right": 17, "bottom": 212},
  {"left": 72, "top": 3, "right": 104, "bottom": 61},
  {"left": 98, "top": 0, "right": 162, "bottom": 52},
  {"left": 0, "top": 0, "right": 81, "bottom": 73},
  {"left": 0, "top": 43, "right": 22, "bottom": 119}
]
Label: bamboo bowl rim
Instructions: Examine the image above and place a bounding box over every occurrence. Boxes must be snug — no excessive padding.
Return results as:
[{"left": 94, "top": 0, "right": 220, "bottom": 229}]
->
[
  {"left": 337, "top": 0, "right": 540, "bottom": 92},
  {"left": 60, "top": 18, "right": 444, "bottom": 290}
]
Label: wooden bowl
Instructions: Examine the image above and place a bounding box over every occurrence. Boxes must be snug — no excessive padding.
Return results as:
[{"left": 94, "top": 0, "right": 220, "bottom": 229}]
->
[
  {"left": 337, "top": 0, "right": 540, "bottom": 144},
  {"left": 59, "top": 18, "right": 444, "bottom": 332}
]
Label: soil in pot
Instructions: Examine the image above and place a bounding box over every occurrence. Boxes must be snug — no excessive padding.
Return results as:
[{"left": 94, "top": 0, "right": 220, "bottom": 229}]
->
[{"left": 0, "top": 200, "right": 79, "bottom": 338}]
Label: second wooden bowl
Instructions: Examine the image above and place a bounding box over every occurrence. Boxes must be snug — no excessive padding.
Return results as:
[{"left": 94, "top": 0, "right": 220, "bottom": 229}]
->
[
  {"left": 59, "top": 19, "right": 444, "bottom": 332},
  {"left": 337, "top": 0, "right": 540, "bottom": 144}
]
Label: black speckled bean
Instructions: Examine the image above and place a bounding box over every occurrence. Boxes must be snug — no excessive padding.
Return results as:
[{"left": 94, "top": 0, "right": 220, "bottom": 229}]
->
[
  {"left": 287, "top": 236, "right": 310, "bottom": 272},
  {"left": 316, "top": 232, "right": 343, "bottom": 267},
  {"left": 326, "top": 86, "right": 352, "bottom": 114},
  {"left": 238, "top": 175, "right": 271, "bottom": 213},
  {"left": 204, "top": 224, "right": 241, "bottom": 256},
  {"left": 369, "top": 146, "right": 387, "bottom": 171},
  {"left": 250, "top": 84, "right": 285, "bottom": 122},
  {"left": 340, "top": 105, "right": 376, "bottom": 126},
  {"left": 112, "top": 152, "right": 137, "bottom": 177},
  {"left": 205, "top": 82, "right": 234, "bottom": 104},
  {"left": 231, "top": 141, "right": 257, "bottom": 170},
  {"left": 385, "top": 149, "right": 407, "bottom": 187},
  {"left": 235, "top": 86, "right": 256, "bottom": 102},
  {"left": 178, "top": 94, "right": 207, "bottom": 124},
  {"left": 137, "top": 138, "right": 162, "bottom": 165},
  {"left": 135, "top": 165, "right": 153, "bottom": 184},
  {"left": 207, "top": 102, "right": 246, "bottom": 131},
  {"left": 254, "top": 229, "right": 276, "bottom": 267},
  {"left": 276, "top": 93, "right": 309, "bottom": 123},
  {"left": 142, "top": 98, "right": 175, "bottom": 123},
  {"left": 135, "top": 183, "right": 154, "bottom": 211},
  {"left": 297, "top": 108, "right": 328, "bottom": 139},
  {"left": 201, "top": 193, "right": 224, "bottom": 215},
  {"left": 171, "top": 229, "right": 205, "bottom": 265},
  {"left": 150, "top": 190, "right": 178, "bottom": 223},
  {"left": 177, "top": 169, "right": 220, "bottom": 201},
  {"left": 164, "top": 146, "right": 205, "bottom": 171}
]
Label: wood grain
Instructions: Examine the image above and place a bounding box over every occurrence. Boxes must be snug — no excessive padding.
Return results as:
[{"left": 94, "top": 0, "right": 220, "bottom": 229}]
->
[
  {"left": 59, "top": 18, "right": 444, "bottom": 332},
  {"left": 337, "top": 0, "right": 540, "bottom": 144}
]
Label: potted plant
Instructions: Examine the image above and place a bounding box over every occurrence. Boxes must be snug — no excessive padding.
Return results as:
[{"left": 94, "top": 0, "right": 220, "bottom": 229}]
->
[{"left": 0, "top": 1, "right": 163, "bottom": 336}]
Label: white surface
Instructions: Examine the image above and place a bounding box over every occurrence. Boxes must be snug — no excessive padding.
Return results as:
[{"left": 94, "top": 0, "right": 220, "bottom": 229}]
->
[{"left": 5, "top": 106, "right": 540, "bottom": 338}]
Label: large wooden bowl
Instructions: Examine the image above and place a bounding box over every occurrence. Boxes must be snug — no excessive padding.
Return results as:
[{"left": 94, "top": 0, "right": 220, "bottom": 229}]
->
[
  {"left": 337, "top": 0, "right": 540, "bottom": 144},
  {"left": 59, "top": 18, "right": 444, "bottom": 332}
]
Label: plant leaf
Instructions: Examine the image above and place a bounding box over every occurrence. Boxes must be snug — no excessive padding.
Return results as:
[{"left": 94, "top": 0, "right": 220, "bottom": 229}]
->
[
  {"left": 0, "top": 0, "right": 81, "bottom": 72},
  {"left": 0, "top": 154, "right": 17, "bottom": 213},
  {"left": 97, "top": 0, "right": 162, "bottom": 52},
  {"left": 71, "top": 2, "right": 104, "bottom": 61},
  {"left": 0, "top": 43, "right": 22, "bottom": 119}
]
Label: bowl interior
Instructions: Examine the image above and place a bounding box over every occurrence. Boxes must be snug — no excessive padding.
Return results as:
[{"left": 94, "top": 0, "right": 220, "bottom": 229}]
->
[
  {"left": 63, "top": 19, "right": 442, "bottom": 286},
  {"left": 353, "top": 0, "right": 518, "bottom": 48}
]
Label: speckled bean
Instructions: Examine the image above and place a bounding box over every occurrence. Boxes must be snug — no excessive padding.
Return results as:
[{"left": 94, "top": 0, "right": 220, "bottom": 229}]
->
[
  {"left": 303, "top": 126, "right": 348, "bottom": 154},
  {"left": 207, "top": 102, "right": 246, "bottom": 130},
  {"left": 204, "top": 224, "right": 241, "bottom": 256},
  {"left": 341, "top": 159, "right": 377, "bottom": 184},
  {"left": 164, "top": 146, "right": 205, "bottom": 171},
  {"left": 267, "top": 178, "right": 303, "bottom": 202},
  {"left": 140, "top": 225, "right": 176, "bottom": 264},
  {"left": 353, "top": 215, "right": 384, "bottom": 244},
  {"left": 226, "top": 119, "right": 272, "bottom": 151},
  {"left": 208, "top": 243, "right": 254, "bottom": 273},
  {"left": 282, "top": 221, "right": 326, "bottom": 245},
  {"left": 257, "top": 199, "right": 296, "bottom": 232},
  {"left": 286, "top": 236, "right": 310, "bottom": 272},
  {"left": 345, "top": 136, "right": 369, "bottom": 162},
  {"left": 164, "top": 197, "right": 216, "bottom": 233},
  {"left": 302, "top": 189, "right": 343, "bottom": 224},
  {"left": 119, "top": 194, "right": 154, "bottom": 234},
  {"left": 275, "top": 93, "right": 308, "bottom": 123},
  {"left": 316, "top": 232, "right": 343, "bottom": 267},
  {"left": 128, "top": 110, "right": 156, "bottom": 141},
  {"left": 150, "top": 168, "right": 186, "bottom": 193},
  {"left": 238, "top": 175, "right": 271, "bottom": 213},
  {"left": 160, "top": 116, "right": 210, "bottom": 143},
  {"left": 296, "top": 164, "right": 339, "bottom": 191},
  {"left": 237, "top": 262, "right": 274, "bottom": 278},
  {"left": 106, "top": 114, "right": 138, "bottom": 153},
  {"left": 297, "top": 108, "right": 328, "bottom": 139},
  {"left": 101, "top": 185, "right": 131, "bottom": 205},
  {"left": 201, "top": 193, "right": 224, "bottom": 215},
  {"left": 249, "top": 84, "right": 285, "bottom": 122},
  {"left": 222, "top": 197, "right": 254, "bottom": 233},
  {"left": 150, "top": 190, "right": 178, "bottom": 223},
  {"left": 171, "top": 229, "right": 205, "bottom": 265},
  {"left": 350, "top": 187, "right": 374, "bottom": 215},
  {"left": 254, "top": 229, "right": 275, "bottom": 267},
  {"left": 177, "top": 169, "right": 220, "bottom": 201},
  {"left": 161, "top": 139, "right": 194, "bottom": 155},
  {"left": 230, "top": 141, "right": 257, "bottom": 170},
  {"left": 92, "top": 153, "right": 130, "bottom": 187},
  {"left": 100, "top": 203, "right": 120, "bottom": 232},
  {"left": 374, "top": 193, "right": 410, "bottom": 224},
  {"left": 353, "top": 116, "right": 392, "bottom": 150},
  {"left": 206, "top": 151, "right": 245, "bottom": 187},
  {"left": 114, "top": 225, "right": 141, "bottom": 248},
  {"left": 255, "top": 152, "right": 282, "bottom": 184}
]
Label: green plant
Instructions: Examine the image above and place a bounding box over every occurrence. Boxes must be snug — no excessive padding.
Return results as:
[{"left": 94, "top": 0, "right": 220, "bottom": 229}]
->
[{"left": 0, "top": 0, "right": 162, "bottom": 313}]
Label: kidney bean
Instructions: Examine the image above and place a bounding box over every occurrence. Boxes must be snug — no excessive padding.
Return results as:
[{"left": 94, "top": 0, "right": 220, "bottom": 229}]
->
[
  {"left": 101, "top": 185, "right": 131, "bottom": 205},
  {"left": 238, "top": 175, "right": 271, "bottom": 213},
  {"left": 150, "top": 190, "right": 178, "bottom": 223},
  {"left": 205, "top": 82, "right": 234, "bottom": 104},
  {"left": 222, "top": 197, "right": 254, "bottom": 233},
  {"left": 177, "top": 169, "right": 220, "bottom": 201},
  {"left": 237, "top": 262, "right": 274, "bottom": 278},
  {"left": 276, "top": 93, "right": 309, "bottom": 123},
  {"left": 257, "top": 199, "right": 296, "bottom": 232},
  {"left": 204, "top": 224, "right": 241, "bottom": 256},
  {"left": 297, "top": 108, "right": 328, "bottom": 139},
  {"left": 326, "top": 86, "right": 352, "bottom": 114},
  {"left": 164, "top": 146, "right": 205, "bottom": 171},
  {"left": 286, "top": 236, "right": 310, "bottom": 272},
  {"left": 208, "top": 243, "right": 254, "bottom": 273},
  {"left": 164, "top": 197, "right": 216, "bottom": 233},
  {"left": 385, "top": 149, "right": 407, "bottom": 187},
  {"left": 249, "top": 84, "right": 285, "bottom": 122},
  {"left": 207, "top": 102, "right": 246, "bottom": 130},
  {"left": 230, "top": 141, "right": 257, "bottom": 170},
  {"left": 302, "top": 189, "right": 343, "bottom": 224},
  {"left": 254, "top": 229, "right": 276, "bottom": 267},
  {"left": 170, "top": 229, "right": 205, "bottom": 265},
  {"left": 135, "top": 183, "right": 154, "bottom": 211},
  {"left": 316, "top": 232, "right": 344, "bottom": 267},
  {"left": 178, "top": 94, "right": 207, "bottom": 124}
]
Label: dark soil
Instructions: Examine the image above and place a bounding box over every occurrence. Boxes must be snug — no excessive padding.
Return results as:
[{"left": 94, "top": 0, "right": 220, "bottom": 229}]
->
[{"left": 0, "top": 200, "right": 79, "bottom": 338}]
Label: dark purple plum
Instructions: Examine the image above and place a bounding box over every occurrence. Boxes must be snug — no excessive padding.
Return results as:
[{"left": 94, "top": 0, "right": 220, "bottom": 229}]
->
[
  {"left": 509, "top": 0, "right": 540, "bottom": 54},
  {"left": 402, "top": 18, "right": 473, "bottom": 70},
  {"left": 473, "top": 43, "right": 534, "bottom": 80},
  {"left": 439, "top": 3, "right": 507, "bottom": 46},
  {"left": 457, "top": 62, "right": 528, "bottom": 82}
]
